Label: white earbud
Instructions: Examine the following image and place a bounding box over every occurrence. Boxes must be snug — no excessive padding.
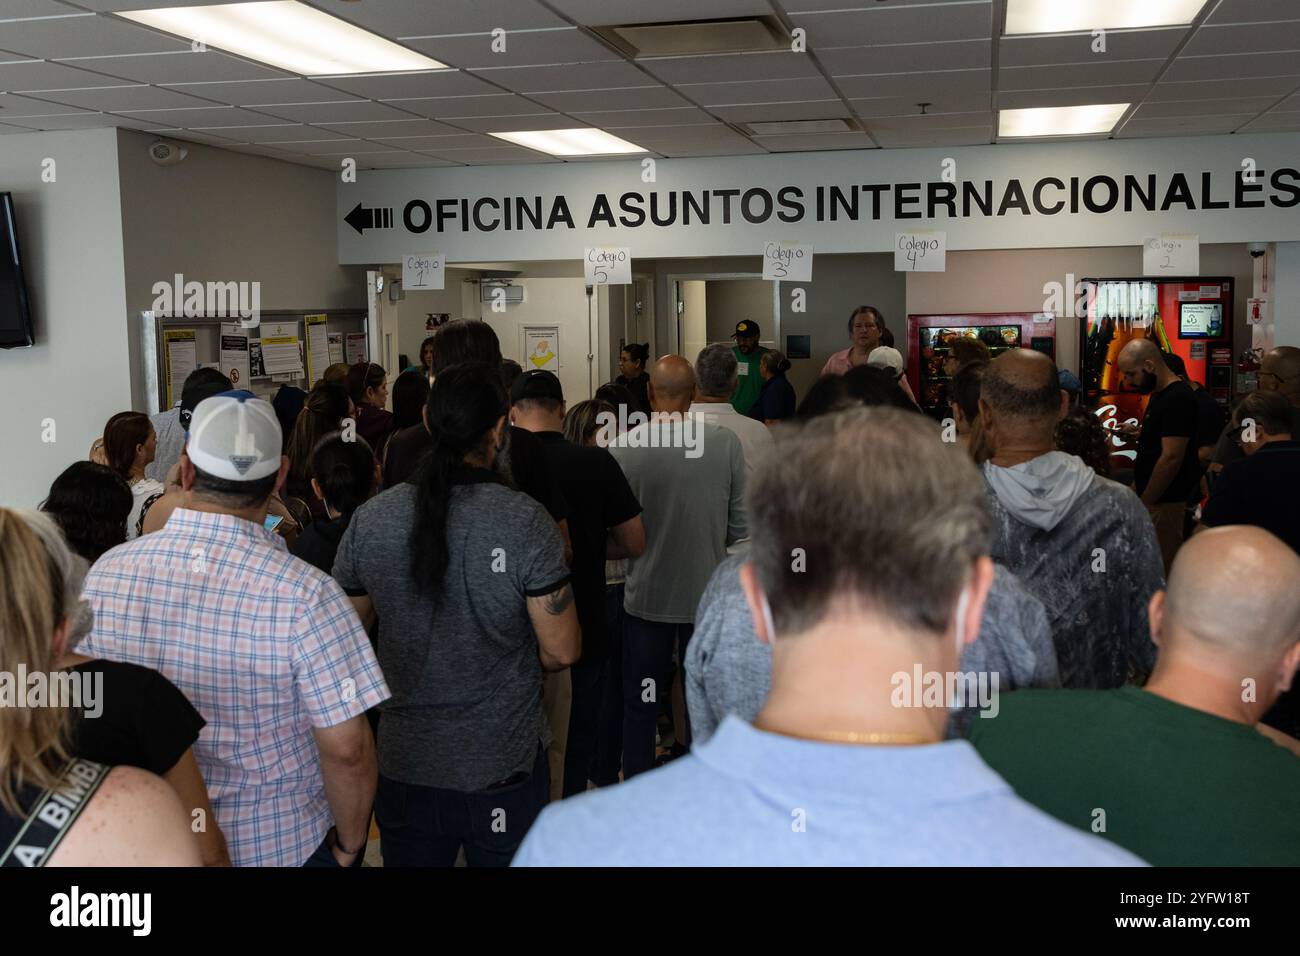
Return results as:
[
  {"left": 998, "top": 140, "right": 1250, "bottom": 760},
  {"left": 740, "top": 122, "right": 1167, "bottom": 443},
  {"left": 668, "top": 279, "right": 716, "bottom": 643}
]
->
[
  {"left": 759, "top": 592, "right": 777, "bottom": 643},
  {"left": 953, "top": 585, "right": 971, "bottom": 654}
]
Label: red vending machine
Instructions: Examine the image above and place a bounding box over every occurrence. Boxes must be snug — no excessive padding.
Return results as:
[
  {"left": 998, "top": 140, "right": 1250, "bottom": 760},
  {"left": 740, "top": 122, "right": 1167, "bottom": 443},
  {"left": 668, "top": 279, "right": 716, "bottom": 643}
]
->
[
  {"left": 907, "top": 312, "right": 1058, "bottom": 418},
  {"left": 1079, "top": 277, "right": 1234, "bottom": 467}
]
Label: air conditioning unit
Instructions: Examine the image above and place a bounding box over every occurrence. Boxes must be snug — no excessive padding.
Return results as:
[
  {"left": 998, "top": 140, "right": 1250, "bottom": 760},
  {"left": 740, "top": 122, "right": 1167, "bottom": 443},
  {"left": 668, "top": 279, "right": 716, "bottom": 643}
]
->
[{"left": 480, "top": 282, "right": 525, "bottom": 305}]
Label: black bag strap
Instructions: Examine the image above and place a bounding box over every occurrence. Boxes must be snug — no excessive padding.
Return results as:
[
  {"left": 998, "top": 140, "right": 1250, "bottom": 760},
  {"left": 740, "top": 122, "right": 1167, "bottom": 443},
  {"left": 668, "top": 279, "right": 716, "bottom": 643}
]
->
[{"left": 1, "top": 759, "right": 111, "bottom": 868}]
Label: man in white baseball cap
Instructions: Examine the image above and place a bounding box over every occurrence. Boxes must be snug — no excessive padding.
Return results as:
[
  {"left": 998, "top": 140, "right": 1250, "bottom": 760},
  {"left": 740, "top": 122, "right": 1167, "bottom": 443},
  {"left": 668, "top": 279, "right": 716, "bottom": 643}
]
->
[
  {"left": 867, "top": 346, "right": 922, "bottom": 409},
  {"left": 82, "top": 390, "right": 391, "bottom": 867}
]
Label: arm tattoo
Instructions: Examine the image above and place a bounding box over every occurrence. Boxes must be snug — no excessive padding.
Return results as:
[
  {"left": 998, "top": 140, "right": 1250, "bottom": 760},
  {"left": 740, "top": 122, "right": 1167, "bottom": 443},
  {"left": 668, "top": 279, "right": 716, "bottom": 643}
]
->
[{"left": 543, "top": 583, "right": 574, "bottom": 615}]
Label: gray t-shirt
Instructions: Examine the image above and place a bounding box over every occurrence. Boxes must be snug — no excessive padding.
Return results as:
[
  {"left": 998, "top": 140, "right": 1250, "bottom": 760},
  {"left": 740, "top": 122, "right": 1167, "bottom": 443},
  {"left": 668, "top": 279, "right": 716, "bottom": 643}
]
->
[
  {"left": 332, "top": 477, "right": 569, "bottom": 791},
  {"left": 146, "top": 407, "right": 183, "bottom": 483},
  {"left": 686, "top": 555, "right": 1059, "bottom": 745},
  {"left": 611, "top": 419, "right": 747, "bottom": 624}
]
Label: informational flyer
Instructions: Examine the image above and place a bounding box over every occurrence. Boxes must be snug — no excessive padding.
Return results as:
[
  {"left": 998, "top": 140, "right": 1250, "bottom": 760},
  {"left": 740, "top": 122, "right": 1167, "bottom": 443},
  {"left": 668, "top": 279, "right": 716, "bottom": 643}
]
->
[
  {"left": 523, "top": 326, "right": 560, "bottom": 371},
  {"left": 249, "top": 340, "right": 266, "bottom": 378},
  {"left": 304, "top": 314, "right": 330, "bottom": 384},
  {"left": 219, "top": 323, "right": 251, "bottom": 389},
  {"left": 163, "top": 328, "right": 197, "bottom": 409},
  {"left": 260, "top": 320, "right": 304, "bottom": 377},
  {"left": 327, "top": 332, "right": 344, "bottom": 365},
  {"left": 345, "top": 332, "right": 368, "bottom": 365}
]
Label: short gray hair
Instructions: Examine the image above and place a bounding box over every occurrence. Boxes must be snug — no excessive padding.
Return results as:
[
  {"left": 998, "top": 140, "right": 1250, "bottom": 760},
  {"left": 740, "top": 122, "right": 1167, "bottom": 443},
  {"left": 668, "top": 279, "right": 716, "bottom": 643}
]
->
[
  {"left": 748, "top": 407, "right": 990, "bottom": 636},
  {"left": 695, "top": 343, "right": 738, "bottom": 399}
]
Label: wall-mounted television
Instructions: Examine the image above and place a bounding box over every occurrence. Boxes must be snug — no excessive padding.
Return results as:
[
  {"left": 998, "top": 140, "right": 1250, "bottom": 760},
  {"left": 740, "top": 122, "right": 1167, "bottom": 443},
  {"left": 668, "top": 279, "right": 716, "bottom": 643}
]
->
[
  {"left": 1178, "top": 301, "right": 1223, "bottom": 339},
  {"left": 0, "top": 192, "right": 35, "bottom": 349}
]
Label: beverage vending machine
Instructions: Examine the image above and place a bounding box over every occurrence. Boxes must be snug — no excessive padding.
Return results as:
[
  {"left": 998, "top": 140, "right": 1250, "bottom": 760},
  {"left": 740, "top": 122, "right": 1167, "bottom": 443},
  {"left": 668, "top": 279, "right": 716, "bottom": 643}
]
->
[{"left": 1079, "top": 276, "right": 1234, "bottom": 466}]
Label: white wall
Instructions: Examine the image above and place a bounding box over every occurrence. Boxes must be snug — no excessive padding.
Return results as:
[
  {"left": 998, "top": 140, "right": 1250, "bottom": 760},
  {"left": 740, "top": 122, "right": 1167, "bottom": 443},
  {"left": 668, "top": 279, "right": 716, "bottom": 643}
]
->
[
  {"left": 115, "top": 129, "right": 367, "bottom": 408},
  {"left": 0, "top": 129, "right": 130, "bottom": 507},
  {"left": 393, "top": 267, "right": 479, "bottom": 367},
  {"left": 1275, "top": 242, "right": 1300, "bottom": 348},
  {"left": 679, "top": 280, "right": 708, "bottom": 368},
  {"left": 481, "top": 277, "right": 598, "bottom": 403}
]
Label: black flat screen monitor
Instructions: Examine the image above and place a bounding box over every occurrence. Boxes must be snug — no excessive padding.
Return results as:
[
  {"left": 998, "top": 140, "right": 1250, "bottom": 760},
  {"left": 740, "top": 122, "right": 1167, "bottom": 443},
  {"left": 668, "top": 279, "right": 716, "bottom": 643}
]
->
[{"left": 0, "top": 192, "right": 35, "bottom": 349}]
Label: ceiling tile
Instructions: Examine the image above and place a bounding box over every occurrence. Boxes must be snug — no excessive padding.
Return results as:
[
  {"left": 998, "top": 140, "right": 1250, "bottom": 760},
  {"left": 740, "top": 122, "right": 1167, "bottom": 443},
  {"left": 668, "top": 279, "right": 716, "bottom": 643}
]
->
[
  {"left": 0, "top": 14, "right": 190, "bottom": 59},
  {"left": 447, "top": 113, "right": 583, "bottom": 132},
  {"left": 116, "top": 105, "right": 290, "bottom": 127},
  {"left": 848, "top": 92, "right": 992, "bottom": 116},
  {"left": 18, "top": 84, "right": 228, "bottom": 111},
  {"left": 253, "top": 100, "right": 425, "bottom": 124},
  {"left": 996, "top": 85, "right": 1151, "bottom": 110},
  {"left": 403, "top": 28, "right": 621, "bottom": 69},
  {"left": 160, "top": 128, "right": 252, "bottom": 146},
  {"left": 6, "top": 111, "right": 166, "bottom": 130},
  {"left": 573, "top": 106, "right": 716, "bottom": 126},
  {"left": 352, "top": 152, "right": 460, "bottom": 168},
  {"left": 1273, "top": 92, "right": 1300, "bottom": 111},
  {"left": 0, "top": 90, "right": 92, "bottom": 116},
  {"left": 1116, "top": 115, "right": 1251, "bottom": 137},
  {"left": 544, "top": 0, "right": 772, "bottom": 26},
  {"left": 1134, "top": 96, "right": 1279, "bottom": 118},
  {"left": 682, "top": 76, "right": 837, "bottom": 105},
  {"left": 1164, "top": 52, "right": 1300, "bottom": 82},
  {"left": 873, "top": 127, "right": 992, "bottom": 148},
  {"left": 650, "top": 139, "right": 765, "bottom": 157},
  {"left": 310, "top": 69, "right": 499, "bottom": 100},
  {"left": 371, "top": 133, "right": 501, "bottom": 149},
  {"left": 528, "top": 85, "right": 688, "bottom": 111},
  {"left": 469, "top": 60, "right": 647, "bottom": 92},
  {"left": 1185, "top": 20, "right": 1300, "bottom": 55},
  {"left": 1208, "top": 0, "right": 1300, "bottom": 24},
  {"left": 709, "top": 100, "right": 849, "bottom": 123},
  {"left": 210, "top": 123, "right": 347, "bottom": 143},
  {"left": 421, "top": 146, "right": 562, "bottom": 164},
  {"left": 0, "top": 122, "right": 35, "bottom": 133},
  {"left": 820, "top": 41, "right": 990, "bottom": 76},
  {"left": 56, "top": 51, "right": 288, "bottom": 84},
  {"left": 792, "top": 4, "right": 993, "bottom": 47},
  {"left": 314, "top": 0, "right": 569, "bottom": 37},
  {"left": 68, "top": 0, "right": 275, "bottom": 10},
  {"left": 750, "top": 132, "right": 876, "bottom": 151},
  {"left": 313, "top": 118, "right": 461, "bottom": 138},
  {"left": 1000, "top": 28, "right": 1186, "bottom": 67},
  {"left": 1238, "top": 113, "right": 1300, "bottom": 131},
  {"left": 999, "top": 60, "right": 1164, "bottom": 91},
  {"left": 639, "top": 51, "right": 821, "bottom": 86},
  {"left": 381, "top": 93, "right": 535, "bottom": 118},
  {"left": 837, "top": 70, "right": 991, "bottom": 100},
  {"left": 0, "top": 58, "right": 141, "bottom": 90},
  {"left": 1, "top": 0, "right": 94, "bottom": 16},
  {"left": 272, "top": 138, "right": 394, "bottom": 156},
  {"left": 159, "top": 78, "right": 345, "bottom": 105},
  {"left": 862, "top": 111, "right": 995, "bottom": 132},
  {"left": 1149, "top": 76, "right": 1300, "bottom": 100}
]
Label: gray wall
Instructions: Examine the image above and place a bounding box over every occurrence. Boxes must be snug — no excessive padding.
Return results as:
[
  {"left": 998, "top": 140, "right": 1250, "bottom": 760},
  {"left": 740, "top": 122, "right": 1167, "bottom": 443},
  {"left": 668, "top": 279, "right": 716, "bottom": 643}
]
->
[
  {"left": 0, "top": 128, "right": 131, "bottom": 507},
  {"left": 704, "top": 277, "right": 773, "bottom": 345}
]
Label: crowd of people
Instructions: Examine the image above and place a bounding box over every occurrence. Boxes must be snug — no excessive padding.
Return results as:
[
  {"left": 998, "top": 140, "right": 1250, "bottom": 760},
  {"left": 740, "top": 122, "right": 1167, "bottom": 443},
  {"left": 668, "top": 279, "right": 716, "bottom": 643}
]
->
[{"left": 2, "top": 310, "right": 1297, "bottom": 868}]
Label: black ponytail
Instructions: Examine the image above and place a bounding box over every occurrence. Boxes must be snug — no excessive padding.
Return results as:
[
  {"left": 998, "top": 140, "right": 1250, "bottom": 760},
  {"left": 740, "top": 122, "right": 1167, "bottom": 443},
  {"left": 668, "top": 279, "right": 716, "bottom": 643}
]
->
[
  {"left": 624, "top": 342, "right": 650, "bottom": 369},
  {"left": 309, "top": 431, "right": 375, "bottom": 517},
  {"left": 410, "top": 363, "right": 507, "bottom": 594}
]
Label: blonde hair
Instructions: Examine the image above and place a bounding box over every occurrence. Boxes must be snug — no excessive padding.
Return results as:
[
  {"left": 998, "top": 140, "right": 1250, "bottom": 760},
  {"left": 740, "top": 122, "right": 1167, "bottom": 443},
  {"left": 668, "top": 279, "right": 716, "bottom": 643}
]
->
[{"left": 0, "top": 507, "right": 72, "bottom": 817}]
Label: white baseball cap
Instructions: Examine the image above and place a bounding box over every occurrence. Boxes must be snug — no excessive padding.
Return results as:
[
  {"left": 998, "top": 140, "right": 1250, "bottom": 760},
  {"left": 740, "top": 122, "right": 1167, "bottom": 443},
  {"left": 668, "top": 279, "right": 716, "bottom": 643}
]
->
[
  {"left": 867, "top": 346, "right": 904, "bottom": 376},
  {"left": 186, "top": 392, "right": 282, "bottom": 481}
]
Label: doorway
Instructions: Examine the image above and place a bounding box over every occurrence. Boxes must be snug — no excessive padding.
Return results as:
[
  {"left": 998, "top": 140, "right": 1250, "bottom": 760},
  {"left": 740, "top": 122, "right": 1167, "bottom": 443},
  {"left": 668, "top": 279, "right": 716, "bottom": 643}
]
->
[{"left": 669, "top": 273, "right": 778, "bottom": 364}]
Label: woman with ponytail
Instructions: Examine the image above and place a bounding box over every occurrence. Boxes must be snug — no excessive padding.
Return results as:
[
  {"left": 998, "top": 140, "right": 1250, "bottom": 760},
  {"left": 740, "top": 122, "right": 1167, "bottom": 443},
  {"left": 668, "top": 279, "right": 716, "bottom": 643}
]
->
[
  {"left": 332, "top": 362, "right": 579, "bottom": 867},
  {"left": 291, "top": 432, "right": 379, "bottom": 574},
  {"left": 748, "top": 349, "right": 798, "bottom": 424}
]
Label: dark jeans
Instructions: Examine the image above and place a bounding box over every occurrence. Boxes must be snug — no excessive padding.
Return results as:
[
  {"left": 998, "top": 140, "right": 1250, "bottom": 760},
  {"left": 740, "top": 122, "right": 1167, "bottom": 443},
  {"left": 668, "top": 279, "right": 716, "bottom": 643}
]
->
[
  {"left": 622, "top": 614, "right": 693, "bottom": 779},
  {"left": 562, "top": 654, "right": 606, "bottom": 797},
  {"left": 375, "top": 745, "right": 549, "bottom": 867},
  {"left": 592, "top": 584, "right": 625, "bottom": 787},
  {"left": 302, "top": 830, "right": 366, "bottom": 868}
]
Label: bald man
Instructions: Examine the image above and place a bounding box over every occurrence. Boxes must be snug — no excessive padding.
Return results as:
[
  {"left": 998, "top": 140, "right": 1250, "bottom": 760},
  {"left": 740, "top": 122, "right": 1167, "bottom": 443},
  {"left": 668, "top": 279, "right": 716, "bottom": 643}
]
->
[
  {"left": 1116, "top": 339, "right": 1202, "bottom": 570},
  {"left": 980, "top": 349, "right": 1164, "bottom": 688},
  {"left": 1210, "top": 346, "right": 1300, "bottom": 475},
  {"left": 609, "top": 355, "right": 747, "bottom": 778},
  {"left": 971, "top": 526, "right": 1300, "bottom": 865}
]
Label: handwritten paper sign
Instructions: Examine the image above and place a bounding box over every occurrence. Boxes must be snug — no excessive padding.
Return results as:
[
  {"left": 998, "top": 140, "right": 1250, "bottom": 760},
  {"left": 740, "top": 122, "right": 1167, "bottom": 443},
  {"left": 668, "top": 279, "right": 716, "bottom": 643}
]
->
[
  {"left": 895, "top": 231, "right": 946, "bottom": 272},
  {"left": 403, "top": 252, "right": 445, "bottom": 290},
  {"left": 762, "top": 240, "right": 813, "bottom": 282},
  {"left": 1143, "top": 234, "right": 1199, "bottom": 276},
  {"left": 584, "top": 247, "right": 631, "bottom": 285}
]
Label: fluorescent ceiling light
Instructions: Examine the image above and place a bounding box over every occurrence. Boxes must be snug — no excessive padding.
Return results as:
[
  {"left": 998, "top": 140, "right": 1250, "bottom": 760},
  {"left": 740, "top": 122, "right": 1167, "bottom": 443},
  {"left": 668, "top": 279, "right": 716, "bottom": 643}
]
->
[
  {"left": 490, "top": 128, "right": 646, "bottom": 156},
  {"left": 119, "top": 1, "right": 447, "bottom": 75},
  {"left": 1005, "top": 0, "right": 1208, "bottom": 34},
  {"left": 999, "top": 103, "right": 1129, "bottom": 138}
]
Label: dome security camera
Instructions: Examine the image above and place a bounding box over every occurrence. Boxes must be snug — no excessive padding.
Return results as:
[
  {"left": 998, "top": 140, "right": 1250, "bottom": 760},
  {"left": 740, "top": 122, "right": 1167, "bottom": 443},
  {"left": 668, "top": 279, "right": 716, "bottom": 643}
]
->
[
  {"left": 1248, "top": 242, "right": 1268, "bottom": 258},
  {"left": 148, "top": 140, "right": 188, "bottom": 166}
]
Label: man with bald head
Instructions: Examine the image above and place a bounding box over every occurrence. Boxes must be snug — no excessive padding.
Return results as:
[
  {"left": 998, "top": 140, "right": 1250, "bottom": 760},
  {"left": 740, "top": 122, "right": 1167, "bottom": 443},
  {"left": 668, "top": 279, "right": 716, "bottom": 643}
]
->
[
  {"left": 1210, "top": 345, "right": 1300, "bottom": 476},
  {"left": 609, "top": 354, "right": 747, "bottom": 777},
  {"left": 972, "top": 526, "right": 1300, "bottom": 865},
  {"left": 1116, "top": 338, "right": 1203, "bottom": 570},
  {"left": 980, "top": 349, "right": 1164, "bottom": 688}
]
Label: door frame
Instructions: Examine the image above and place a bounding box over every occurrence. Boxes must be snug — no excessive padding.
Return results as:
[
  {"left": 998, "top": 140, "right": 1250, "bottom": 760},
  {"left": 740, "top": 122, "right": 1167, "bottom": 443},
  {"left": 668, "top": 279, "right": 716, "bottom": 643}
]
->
[{"left": 664, "top": 271, "right": 778, "bottom": 356}]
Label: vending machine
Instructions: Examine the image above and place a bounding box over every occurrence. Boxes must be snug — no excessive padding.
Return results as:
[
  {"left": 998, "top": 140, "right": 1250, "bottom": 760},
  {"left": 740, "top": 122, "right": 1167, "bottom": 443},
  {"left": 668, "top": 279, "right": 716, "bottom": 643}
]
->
[
  {"left": 1079, "top": 277, "right": 1234, "bottom": 464},
  {"left": 906, "top": 312, "right": 1058, "bottom": 419}
]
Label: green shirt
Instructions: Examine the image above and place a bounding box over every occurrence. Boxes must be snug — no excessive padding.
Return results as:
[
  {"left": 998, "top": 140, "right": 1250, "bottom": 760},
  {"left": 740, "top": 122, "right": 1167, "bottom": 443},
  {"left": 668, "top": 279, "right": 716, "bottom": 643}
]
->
[
  {"left": 969, "top": 687, "right": 1300, "bottom": 866},
  {"left": 730, "top": 345, "right": 769, "bottom": 415}
]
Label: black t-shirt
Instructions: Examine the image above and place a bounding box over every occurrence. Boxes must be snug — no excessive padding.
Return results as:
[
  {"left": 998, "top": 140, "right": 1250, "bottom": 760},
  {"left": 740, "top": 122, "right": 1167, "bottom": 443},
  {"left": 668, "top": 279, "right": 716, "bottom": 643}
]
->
[
  {"left": 1201, "top": 440, "right": 1300, "bottom": 554},
  {"left": 616, "top": 373, "right": 651, "bottom": 417},
  {"left": 505, "top": 426, "right": 567, "bottom": 522},
  {"left": 1191, "top": 385, "right": 1226, "bottom": 450},
  {"left": 382, "top": 423, "right": 428, "bottom": 488},
  {"left": 69, "top": 659, "right": 205, "bottom": 776},
  {"left": 535, "top": 431, "right": 641, "bottom": 660},
  {"left": 292, "top": 514, "right": 352, "bottom": 574},
  {"left": 1135, "top": 380, "right": 1202, "bottom": 503}
]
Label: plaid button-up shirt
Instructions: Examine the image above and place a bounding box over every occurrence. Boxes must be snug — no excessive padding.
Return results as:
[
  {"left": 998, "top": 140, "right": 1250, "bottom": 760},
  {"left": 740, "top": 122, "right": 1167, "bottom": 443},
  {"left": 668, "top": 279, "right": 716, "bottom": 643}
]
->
[{"left": 82, "top": 508, "right": 390, "bottom": 867}]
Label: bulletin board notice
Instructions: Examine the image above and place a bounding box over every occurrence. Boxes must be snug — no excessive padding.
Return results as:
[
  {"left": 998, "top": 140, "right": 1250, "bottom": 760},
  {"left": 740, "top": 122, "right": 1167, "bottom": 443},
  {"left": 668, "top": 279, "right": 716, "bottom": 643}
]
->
[{"left": 163, "top": 328, "right": 197, "bottom": 409}]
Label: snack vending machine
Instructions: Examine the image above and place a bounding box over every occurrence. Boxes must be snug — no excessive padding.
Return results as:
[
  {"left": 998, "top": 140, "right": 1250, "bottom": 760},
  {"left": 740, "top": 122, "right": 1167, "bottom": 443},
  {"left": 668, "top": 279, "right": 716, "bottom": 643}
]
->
[
  {"left": 907, "top": 312, "right": 1058, "bottom": 419},
  {"left": 1079, "top": 277, "right": 1234, "bottom": 465}
]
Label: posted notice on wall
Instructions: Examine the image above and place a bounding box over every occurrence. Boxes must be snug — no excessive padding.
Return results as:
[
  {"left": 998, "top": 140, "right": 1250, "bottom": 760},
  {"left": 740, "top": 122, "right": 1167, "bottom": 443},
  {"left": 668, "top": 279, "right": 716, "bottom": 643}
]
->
[
  {"left": 345, "top": 332, "right": 368, "bottom": 365},
  {"left": 403, "top": 252, "right": 445, "bottom": 291},
  {"left": 260, "top": 321, "right": 304, "bottom": 377},
  {"left": 327, "top": 332, "right": 344, "bottom": 365},
  {"left": 219, "top": 323, "right": 251, "bottom": 389},
  {"left": 304, "top": 314, "right": 330, "bottom": 384},
  {"left": 762, "top": 240, "right": 813, "bottom": 282},
  {"left": 584, "top": 247, "right": 631, "bottom": 285},
  {"left": 1143, "top": 234, "right": 1199, "bottom": 276},
  {"left": 895, "top": 231, "right": 946, "bottom": 272},
  {"left": 523, "top": 326, "right": 560, "bottom": 371},
  {"left": 163, "top": 329, "right": 197, "bottom": 409}
]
